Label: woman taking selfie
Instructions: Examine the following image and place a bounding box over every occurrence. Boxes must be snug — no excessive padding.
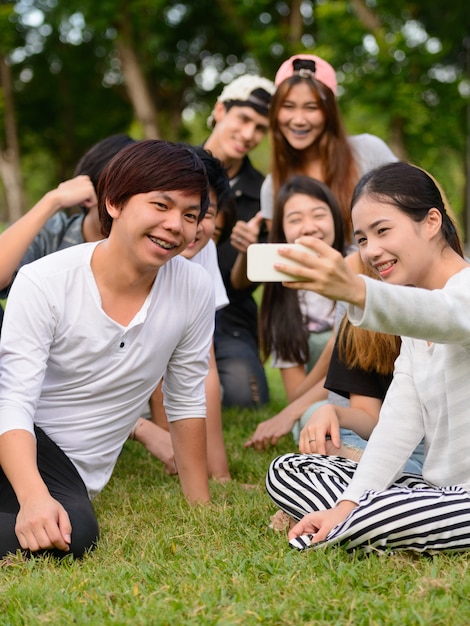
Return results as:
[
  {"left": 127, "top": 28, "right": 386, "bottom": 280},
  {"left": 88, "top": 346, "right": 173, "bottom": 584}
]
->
[{"left": 266, "top": 161, "right": 470, "bottom": 553}]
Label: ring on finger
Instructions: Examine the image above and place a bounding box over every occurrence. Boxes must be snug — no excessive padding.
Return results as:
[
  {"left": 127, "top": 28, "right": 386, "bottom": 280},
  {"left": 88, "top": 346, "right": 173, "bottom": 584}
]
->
[{"left": 308, "top": 438, "right": 316, "bottom": 443}]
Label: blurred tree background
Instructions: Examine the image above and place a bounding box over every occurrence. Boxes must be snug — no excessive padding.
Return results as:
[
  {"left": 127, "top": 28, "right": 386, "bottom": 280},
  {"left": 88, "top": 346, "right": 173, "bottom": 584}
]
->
[{"left": 0, "top": 0, "right": 469, "bottom": 237}]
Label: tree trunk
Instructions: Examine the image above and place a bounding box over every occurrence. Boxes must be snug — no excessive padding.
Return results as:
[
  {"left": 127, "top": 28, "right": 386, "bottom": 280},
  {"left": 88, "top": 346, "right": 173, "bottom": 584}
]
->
[
  {"left": 288, "top": 0, "right": 303, "bottom": 45},
  {"left": 115, "top": 39, "right": 160, "bottom": 139},
  {"left": 349, "top": 0, "right": 382, "bottom": 31},
  {"left": 0, "top": 54, "right": 24, "bottom": 222},
  {"left": 389, "top": 116, "right": 408, "bottom": 161}
]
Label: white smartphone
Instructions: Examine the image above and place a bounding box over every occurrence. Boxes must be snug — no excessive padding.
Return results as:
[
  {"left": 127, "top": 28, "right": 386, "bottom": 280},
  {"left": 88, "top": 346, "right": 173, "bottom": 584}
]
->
[{"left": 247, "top": 243, "right": 314, "bottom": 282}]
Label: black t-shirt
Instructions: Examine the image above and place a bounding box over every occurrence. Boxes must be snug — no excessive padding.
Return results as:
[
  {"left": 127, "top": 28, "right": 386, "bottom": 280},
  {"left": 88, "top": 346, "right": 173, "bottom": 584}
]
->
[{"left": 325, "top": 335, "right": 393, "bottom": 400}]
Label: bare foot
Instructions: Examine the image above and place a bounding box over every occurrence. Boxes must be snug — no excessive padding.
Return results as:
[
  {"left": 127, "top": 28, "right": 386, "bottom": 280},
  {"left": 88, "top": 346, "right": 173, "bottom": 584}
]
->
[
  {"left": 208, "top": 460, "right": 232, "bottom": 483},
  {"left": 269, "top": 509, "right": 296, "bottom": 532},
  {"left": 131, "top": 418, "right": 177, "bottom": 475},
  {"left": 211, "top": 475, "right": 231, "bottom": 483},
  {"left": 325, "top": 439, "right": 363, "bottom": 462}
]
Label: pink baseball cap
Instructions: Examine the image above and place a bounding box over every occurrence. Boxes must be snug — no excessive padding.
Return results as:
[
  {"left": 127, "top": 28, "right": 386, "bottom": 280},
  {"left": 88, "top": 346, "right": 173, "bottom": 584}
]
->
[{"left": 274, "top": 54, "right": 337, "bottom": 95}]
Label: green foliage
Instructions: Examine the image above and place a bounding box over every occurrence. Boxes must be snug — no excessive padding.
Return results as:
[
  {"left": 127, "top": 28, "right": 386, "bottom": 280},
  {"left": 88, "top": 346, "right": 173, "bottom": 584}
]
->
[
  {"left": 2, "top": 369, "right": 470, "bottom": 625},
  {"left": 0, "top": 3, "right": 21, "bottom": 55},
  {"left": 0, "top": 0, "right": 468, "bottom": 222}
]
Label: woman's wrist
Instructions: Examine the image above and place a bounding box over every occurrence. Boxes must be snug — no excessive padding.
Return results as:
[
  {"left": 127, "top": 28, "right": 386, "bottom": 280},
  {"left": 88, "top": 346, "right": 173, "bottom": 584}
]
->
[
  {"left": 346, "top": 275, "right": 367, "bottom": 308},
  {"left": 335, "top": 499, "right": 358, "bottom": 514}
]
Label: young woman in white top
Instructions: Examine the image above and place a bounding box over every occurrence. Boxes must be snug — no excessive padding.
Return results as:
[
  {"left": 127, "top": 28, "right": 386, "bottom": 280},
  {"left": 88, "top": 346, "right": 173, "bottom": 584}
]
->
[
  {"left": 259, "top": 176, "right": 345, "bottom": 398},
  {"left": 244, "top": 176, "right": 344, "bottom": 451},
  {"left": 266, "top": 161, "right": 470, "bottom": 553}
]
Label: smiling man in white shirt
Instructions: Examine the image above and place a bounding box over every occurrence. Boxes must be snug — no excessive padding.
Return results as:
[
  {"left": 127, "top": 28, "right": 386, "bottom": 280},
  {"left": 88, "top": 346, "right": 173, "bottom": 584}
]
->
[{"left": 0, "top": 140, "right": 214, "bottom": 560}]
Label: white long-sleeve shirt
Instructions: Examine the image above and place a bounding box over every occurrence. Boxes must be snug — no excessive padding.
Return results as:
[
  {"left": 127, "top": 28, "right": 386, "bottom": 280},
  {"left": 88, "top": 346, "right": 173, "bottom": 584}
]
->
[
  {"left": 0, "top": 241, "right": 214, "bottom": 498},
  {"left": 341, "top": 267, "right": 470, "bottom": 503}
]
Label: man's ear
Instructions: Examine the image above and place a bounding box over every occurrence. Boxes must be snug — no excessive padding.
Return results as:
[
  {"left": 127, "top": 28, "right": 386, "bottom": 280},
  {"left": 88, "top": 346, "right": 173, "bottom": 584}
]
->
[
  {"left": 212, "top": 101, "right": 227, "bottom": 125},
  {"left": 105, "top": 198, "right": 121, "bottom": 220}
]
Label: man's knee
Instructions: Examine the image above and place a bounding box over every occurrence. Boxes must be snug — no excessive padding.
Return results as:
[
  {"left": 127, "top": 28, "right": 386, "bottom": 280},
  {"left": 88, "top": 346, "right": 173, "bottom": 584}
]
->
[
  {"left": 0, "top": 503, "right": 99, "bottom": 560},
  {"left": 66, "top": 499, "right": 100, "bottom": 558}
]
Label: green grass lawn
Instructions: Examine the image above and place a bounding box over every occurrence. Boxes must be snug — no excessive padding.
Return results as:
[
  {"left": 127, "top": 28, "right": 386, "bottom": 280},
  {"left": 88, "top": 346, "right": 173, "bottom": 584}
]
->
[{"left": 2, "top": 367, "right": 470, "bottom": 625}]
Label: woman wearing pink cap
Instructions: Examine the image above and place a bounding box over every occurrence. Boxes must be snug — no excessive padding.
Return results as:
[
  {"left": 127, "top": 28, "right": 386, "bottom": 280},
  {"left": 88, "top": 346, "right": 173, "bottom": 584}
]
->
[{"left": 260, "top": 54, "right": 397, "bottom": 243}]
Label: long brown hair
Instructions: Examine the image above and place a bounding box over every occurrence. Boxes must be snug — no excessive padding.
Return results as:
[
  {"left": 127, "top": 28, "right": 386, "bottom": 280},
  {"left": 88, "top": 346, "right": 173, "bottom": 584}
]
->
[
  {"left": 337, "top": 257, "right": 401, "bottom": 375},
  {"left": 269, "top": 75, "right": 358, "bottom": 242},
  {"left": 337, "top": 319, "right": 401, "bottom": 375}
]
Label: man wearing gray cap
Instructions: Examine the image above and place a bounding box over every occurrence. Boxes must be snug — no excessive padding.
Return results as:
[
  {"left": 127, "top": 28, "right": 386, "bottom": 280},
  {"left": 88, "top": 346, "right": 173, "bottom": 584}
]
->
[{"left": 204, "top": 74, "right": 275, "bottom": 408}]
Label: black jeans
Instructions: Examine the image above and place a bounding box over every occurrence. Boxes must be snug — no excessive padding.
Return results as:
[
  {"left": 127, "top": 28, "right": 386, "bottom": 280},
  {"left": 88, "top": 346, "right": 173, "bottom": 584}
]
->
[{"left": 0, "top": 426, "right": 99, "bottom": 559}]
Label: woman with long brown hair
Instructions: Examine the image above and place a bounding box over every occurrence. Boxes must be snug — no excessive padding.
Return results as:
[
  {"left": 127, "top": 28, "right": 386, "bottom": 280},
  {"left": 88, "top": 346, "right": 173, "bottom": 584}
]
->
[
  {"left": 260, "top": 176, "right": 345, "bottom": 398},
  {"left": 260, "top": 53, "right": 397, "bottom": 243}
]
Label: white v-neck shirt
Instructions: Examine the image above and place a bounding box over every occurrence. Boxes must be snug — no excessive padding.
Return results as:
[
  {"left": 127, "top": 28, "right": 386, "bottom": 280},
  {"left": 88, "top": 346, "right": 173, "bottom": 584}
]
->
[{"left": 0, "top": 241, "right": 214, "bottom": 498}]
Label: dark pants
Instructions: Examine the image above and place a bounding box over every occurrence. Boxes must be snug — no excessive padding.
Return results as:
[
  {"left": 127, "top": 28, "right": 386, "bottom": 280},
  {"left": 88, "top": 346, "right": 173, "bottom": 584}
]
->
[
  {"left": 0, "top": 426, "right": 99, "bottom": 559},
  {"left": 215, "top": 327, "right": 269, "bottom": 408}
]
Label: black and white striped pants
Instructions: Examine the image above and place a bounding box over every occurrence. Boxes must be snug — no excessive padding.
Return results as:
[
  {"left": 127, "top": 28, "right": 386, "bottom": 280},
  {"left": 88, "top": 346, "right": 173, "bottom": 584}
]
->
[{"left": 266, "top": 453, "right": 470, "bottom": 552}]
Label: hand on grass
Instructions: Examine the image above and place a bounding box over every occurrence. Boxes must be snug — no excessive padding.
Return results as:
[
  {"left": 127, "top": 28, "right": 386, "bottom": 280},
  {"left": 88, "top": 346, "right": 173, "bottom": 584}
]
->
[
  {"left": 16, "top": 493, "right": 72, "bottom": 553},
  {"left": 288, "top": 500, "right": 357, "bottom": 544},
  {"left": 244, "top": 411, "right": 298, "bottom": 451}
]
